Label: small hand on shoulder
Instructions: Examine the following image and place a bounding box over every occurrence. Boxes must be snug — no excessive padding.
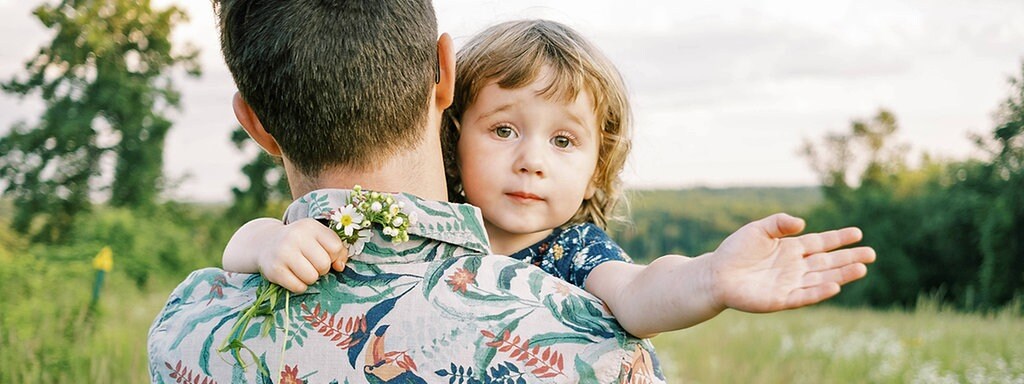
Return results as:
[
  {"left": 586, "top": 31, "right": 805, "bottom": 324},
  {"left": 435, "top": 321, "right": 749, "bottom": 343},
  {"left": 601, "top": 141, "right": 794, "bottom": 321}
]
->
[{"left": 223, "top": 217, "right": 350, "bottom": 293}]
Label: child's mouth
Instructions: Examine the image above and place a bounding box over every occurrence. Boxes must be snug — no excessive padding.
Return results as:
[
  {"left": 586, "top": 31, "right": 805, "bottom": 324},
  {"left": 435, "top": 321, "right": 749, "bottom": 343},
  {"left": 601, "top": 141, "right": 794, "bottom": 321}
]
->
[{"left": 506, "top": 191, "right": 544, "bottom": 203}]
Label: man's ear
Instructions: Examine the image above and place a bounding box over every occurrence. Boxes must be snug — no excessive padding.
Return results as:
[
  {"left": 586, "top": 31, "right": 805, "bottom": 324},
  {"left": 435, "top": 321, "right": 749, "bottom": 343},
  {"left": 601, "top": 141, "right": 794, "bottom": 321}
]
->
[
  {"left": 435, "top": 32, "right": 456, "bottom": 110},
  {"left": 233, "top": 92, "right": 282, "bottom": 157}
]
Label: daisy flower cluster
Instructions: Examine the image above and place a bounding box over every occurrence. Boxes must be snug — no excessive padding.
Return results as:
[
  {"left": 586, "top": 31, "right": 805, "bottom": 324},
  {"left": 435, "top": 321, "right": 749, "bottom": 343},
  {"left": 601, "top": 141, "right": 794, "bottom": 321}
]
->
[
  {"left": 327, "top": 185, "right": 417, "bottom": 255},
  {"left": 221, "top": 186, "right": 416, "bottom": 372}
]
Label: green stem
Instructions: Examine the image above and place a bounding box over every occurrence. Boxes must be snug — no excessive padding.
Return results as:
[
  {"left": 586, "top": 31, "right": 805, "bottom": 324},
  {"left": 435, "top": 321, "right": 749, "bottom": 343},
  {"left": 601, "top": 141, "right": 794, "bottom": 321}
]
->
[{"left": 278, "top": 291, "right": 290, "bottom": 377}]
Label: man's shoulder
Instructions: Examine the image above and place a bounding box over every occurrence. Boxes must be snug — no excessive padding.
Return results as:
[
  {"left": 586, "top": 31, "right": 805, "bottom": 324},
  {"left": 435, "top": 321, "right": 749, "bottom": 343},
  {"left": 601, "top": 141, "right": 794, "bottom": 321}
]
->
[{"left": 148, "top": 260, "right": 665, "bottom": 383}]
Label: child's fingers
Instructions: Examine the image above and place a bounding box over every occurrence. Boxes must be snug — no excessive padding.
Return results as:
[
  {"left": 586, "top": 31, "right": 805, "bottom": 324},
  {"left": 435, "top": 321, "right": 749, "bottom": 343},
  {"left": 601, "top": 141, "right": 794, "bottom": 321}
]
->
[
  {"left": 314, "top": 226, "right": 348, "bottom": 268},
  {"left": 277, "top": 273, "right": 310, "bottom": 294},
  {"left": 299, "top": 239, "right": 333, "bottom": 276},
  {"left": 287, "top": 256, "right": 321, "bottom": 286},
  {"left": 786, "top": 282, "right": 841, "bottom": 308},
  {"left": 796, "top": 227, "right": 863, "bottom": 254},
  {"left": 753, "top": 213, "right": 805, "bottom": 238},
  {"left": 264, "top": 264, "right": 309, "bottom": 294},
  {"left": 803, "top": 247, "right": 876, "bottom": 272},
  {"left": 800, "top": 263, "right": 869, "bottom": 289},
  {"left": 332, "top": 257, "right": 347, "bottom": 272}
]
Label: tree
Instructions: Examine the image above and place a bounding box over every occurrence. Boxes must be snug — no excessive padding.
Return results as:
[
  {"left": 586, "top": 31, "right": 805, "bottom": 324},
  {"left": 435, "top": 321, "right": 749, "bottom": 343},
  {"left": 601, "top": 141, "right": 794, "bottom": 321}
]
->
[
  {"left": 977, "top": 62, "right": 1024, "bottom": 307},
  {"left": 226, "top": 127, "right": 290, "bottom": 222},
  {"left": 801, "top": 109, "right": 908, "bottom": 198},
  {"left": 800, "top": 110, "right": 949, "bottom": 307},
  {"left": 0, "top": 0, "right": 200, "bottom": 241},
  {"left": 800, "top": 69, "right": 1024, "bottom": 310}
]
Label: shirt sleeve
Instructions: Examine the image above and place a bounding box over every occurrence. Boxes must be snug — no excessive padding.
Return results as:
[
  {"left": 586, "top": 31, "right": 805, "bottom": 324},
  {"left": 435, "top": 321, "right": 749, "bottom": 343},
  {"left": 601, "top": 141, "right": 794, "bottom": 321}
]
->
[{"left": 562, "top": 223, "right": 632, "bottom": 289}]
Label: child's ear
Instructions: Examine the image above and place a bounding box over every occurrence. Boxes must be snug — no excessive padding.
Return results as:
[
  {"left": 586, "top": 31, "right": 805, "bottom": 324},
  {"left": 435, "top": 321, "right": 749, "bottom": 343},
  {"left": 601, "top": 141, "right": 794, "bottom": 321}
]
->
[{"left": 233, "top": 92, "right": 282, "bottom": 157}]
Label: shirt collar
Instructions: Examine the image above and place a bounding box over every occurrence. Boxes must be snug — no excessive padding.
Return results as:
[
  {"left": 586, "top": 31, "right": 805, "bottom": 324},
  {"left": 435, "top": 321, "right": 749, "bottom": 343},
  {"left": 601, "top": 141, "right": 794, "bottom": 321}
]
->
[{"left": 282, "top": 189, "right": 491, "bottom": 264}]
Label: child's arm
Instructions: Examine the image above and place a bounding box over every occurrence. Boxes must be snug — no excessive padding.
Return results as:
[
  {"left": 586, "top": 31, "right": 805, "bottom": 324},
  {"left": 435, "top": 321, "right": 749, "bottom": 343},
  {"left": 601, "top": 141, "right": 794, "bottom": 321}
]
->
[
  {"left": 584, "top": 213, "right": 875, "bottom": 338},
  {"left": 223, "top": 218, "right": 348, "bottom": 293}
]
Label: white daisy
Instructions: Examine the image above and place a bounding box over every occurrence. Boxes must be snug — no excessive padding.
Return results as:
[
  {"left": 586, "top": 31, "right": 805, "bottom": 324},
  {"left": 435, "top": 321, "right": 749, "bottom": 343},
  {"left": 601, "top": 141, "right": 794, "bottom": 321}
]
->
[{"left": 332, "top": 204, "right": 364, "bottom": 236}]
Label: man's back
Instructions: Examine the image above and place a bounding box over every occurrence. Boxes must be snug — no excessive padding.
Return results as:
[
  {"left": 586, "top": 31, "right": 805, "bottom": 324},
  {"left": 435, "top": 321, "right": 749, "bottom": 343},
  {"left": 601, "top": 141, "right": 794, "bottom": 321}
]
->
[{"left": 148, "top": 190, "right": 663, "bottom": 383}]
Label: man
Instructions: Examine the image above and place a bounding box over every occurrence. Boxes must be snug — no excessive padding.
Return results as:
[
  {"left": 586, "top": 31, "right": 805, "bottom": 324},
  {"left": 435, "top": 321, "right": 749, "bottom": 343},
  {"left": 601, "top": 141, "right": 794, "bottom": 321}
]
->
[{"left": 147, "top": 1, "right": 663, "bottom": 382}]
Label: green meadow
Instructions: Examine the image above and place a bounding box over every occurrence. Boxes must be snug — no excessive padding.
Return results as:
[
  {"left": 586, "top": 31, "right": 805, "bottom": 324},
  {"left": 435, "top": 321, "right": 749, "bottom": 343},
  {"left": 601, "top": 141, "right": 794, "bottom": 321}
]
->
[
  {"left": 654, "top": 300, "right": 1024, "bottom": 383},
  {"left": 2, "top": 269, "right": 1021, "bottom": 383}
]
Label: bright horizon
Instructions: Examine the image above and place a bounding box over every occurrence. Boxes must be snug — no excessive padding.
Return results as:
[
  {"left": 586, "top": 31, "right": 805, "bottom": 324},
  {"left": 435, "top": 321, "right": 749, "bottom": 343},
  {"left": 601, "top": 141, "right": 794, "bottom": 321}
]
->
[{"left": 1, "top": 0, "right": 1022, "bottom": 202}]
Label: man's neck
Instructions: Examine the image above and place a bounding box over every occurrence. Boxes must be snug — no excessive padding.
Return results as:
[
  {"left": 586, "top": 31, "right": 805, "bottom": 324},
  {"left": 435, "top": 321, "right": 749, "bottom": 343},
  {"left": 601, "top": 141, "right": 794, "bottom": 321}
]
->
[{"left": 286, "top": 135, "right": 449, "bottom": 202}]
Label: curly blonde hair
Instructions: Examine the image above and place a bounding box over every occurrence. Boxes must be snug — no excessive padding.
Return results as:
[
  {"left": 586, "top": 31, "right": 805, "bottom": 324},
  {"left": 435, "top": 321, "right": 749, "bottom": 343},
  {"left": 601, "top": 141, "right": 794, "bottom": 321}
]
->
[{"left": 442, "top": 19, "right": 631, "bottom": 229}]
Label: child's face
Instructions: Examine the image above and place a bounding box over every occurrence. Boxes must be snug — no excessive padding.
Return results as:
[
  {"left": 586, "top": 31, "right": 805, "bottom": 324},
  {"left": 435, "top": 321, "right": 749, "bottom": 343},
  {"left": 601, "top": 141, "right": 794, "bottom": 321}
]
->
[{"left": 457, "top": 71, "right": 600, "bottom": 243}]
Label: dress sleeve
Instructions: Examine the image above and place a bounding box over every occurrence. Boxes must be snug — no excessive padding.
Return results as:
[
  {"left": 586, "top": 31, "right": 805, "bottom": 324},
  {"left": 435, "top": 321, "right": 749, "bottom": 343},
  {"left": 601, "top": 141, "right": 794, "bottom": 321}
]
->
[{"left": 562, "top": 223, "right": 632, "bottom": 289}]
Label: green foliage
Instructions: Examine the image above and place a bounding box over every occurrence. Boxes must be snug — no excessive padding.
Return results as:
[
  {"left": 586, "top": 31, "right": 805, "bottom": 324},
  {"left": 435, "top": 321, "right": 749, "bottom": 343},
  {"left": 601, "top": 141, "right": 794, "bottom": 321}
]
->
[
  {"left": 0, "top": 200, "right": 232, "bottom": 381},
  {"left": 976, "top": 62, "right": 1024, "bottom": 308},
  {"left": 610, "top": 187, "right": 821, "bottom": 262},
  {"left": 0, "top": 206, "right": 28, "bottom": 262},
  {"left": 0, "top": 0, "right": 200, "bottom": 242},
  {"left": 226, "top": 127, "right": 291, "bottom": 222},
  {"left": 800, "top": 63, "right": 1024, "bottom": 309},
  {"left": 60, "top": 205, "right": 227, "bottom": 288}
]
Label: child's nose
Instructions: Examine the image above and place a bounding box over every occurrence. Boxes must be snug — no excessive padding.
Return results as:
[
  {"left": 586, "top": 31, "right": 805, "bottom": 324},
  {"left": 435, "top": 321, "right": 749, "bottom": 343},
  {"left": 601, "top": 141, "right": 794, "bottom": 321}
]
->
[
  {"left": 518, "top": 163, "right": 544, "bottom": 177},
  {"left": 514, "top": 142, "right": 545, "bottom": 177}
]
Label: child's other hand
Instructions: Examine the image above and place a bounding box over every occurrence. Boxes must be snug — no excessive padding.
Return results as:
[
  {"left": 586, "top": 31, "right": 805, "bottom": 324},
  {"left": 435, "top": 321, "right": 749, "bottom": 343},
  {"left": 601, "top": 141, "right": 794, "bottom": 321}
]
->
[
  {"left": 258, "top": 218, "right": 348, "bottom": 294},
  {"left": 709, "top": 213, "right": 876, "bottom": 313}
]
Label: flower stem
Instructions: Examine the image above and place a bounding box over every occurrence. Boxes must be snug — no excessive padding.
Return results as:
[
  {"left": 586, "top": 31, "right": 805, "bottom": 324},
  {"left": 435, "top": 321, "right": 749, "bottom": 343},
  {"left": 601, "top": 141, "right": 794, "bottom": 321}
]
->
[{"left": 278, "top": 291, "right": 290, "bottom": 378}]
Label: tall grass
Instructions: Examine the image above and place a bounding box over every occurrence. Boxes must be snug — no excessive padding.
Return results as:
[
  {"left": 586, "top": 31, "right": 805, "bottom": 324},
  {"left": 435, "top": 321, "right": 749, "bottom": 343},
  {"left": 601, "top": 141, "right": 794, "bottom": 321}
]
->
[
  {"left": 653, "top": 297, "right": 1024, "bottom": 383},
  {"left": 0, "top": 267, "right": 179, "bottom": 383}
]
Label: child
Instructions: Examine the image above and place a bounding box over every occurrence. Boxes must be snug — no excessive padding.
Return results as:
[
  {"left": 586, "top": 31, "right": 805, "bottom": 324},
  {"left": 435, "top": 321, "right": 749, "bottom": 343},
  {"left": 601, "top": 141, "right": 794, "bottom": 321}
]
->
[{"left": 223, "top": 20, "right": 874, "bottom": 338}]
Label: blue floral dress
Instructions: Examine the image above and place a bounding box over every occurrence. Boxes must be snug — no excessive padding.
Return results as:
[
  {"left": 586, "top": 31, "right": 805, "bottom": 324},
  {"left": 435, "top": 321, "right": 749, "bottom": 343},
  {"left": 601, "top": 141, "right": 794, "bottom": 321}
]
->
[{"left": 509, "top": 223, "right": 632, "bottom": 289}]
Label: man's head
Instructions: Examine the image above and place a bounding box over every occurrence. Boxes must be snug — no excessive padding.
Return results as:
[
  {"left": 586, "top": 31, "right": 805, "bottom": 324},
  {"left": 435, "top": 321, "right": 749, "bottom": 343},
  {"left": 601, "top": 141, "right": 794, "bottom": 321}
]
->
[{"left": 214, "top": 0, "right": 441, "bottom": 179}]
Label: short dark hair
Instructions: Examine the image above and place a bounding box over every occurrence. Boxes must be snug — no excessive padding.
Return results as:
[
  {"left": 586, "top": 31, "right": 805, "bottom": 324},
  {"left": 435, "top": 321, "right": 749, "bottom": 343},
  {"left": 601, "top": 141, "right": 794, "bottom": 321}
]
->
[{"left": 214, "top": 0, "right": 438, "bottom": 176}]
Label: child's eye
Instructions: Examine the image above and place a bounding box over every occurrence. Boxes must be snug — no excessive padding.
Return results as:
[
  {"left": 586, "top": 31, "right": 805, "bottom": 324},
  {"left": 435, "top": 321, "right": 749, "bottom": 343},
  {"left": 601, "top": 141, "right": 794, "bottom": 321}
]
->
[
  {"left": 493, "top": 125, "right": 517, "bottom": 139},
  {"left": 551, "top": 136, "right": 572, "bottom": 148},
  {"left": 551, "top": 132, "right": 578, "bottom": 149}
]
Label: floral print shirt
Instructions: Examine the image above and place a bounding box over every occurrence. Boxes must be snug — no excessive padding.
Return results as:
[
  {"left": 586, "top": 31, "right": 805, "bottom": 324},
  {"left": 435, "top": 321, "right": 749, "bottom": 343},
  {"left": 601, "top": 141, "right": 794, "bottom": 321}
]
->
[
  {"left": 147, "top": 189, "right": 664, "bottom": 384},
  {"left": 509, "top": 223, "right": 632, "bottom": 290}
]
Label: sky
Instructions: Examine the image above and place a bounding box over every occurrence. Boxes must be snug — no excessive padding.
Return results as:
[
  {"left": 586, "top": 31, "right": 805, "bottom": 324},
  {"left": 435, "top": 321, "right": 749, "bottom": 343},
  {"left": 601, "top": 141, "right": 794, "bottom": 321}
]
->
[{"left": 1, "top": 0, "right": 1022, "bottom": 202}]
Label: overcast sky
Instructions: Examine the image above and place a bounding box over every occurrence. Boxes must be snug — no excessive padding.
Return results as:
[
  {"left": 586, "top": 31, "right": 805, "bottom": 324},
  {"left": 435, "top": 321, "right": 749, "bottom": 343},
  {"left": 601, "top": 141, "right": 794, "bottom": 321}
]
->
[{"left": 1, "top": 0, "right": 1022, "bottom": 202}]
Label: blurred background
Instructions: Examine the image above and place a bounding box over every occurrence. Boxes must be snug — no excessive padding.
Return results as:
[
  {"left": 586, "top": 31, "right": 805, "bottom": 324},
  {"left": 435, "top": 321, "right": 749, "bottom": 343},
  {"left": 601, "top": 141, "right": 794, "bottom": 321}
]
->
[{"left": 0, "top": 0, "right": 1021, "bottom": 382}]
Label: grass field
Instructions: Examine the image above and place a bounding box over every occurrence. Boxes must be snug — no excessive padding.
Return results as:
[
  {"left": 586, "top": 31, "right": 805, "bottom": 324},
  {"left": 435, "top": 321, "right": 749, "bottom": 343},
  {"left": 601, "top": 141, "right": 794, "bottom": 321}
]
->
[
  {"left": 654, "top": 299, "right": 1024, "bottom": 383},
  {"left": 2, "top": 269, "right": 1021, "bottom": 383}
]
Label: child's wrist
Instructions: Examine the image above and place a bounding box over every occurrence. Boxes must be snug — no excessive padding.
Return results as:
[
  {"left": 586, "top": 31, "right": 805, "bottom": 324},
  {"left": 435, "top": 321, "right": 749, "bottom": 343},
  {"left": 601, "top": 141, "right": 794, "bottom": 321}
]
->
[{"left": 698, "top": 253, "right": 728, "bottom": 313}]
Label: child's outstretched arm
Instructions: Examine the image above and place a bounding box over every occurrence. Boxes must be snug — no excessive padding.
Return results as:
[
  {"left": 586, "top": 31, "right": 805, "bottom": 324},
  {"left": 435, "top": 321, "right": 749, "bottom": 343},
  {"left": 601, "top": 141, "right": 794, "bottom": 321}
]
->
[
  {"left": 223, "top": 218, "right": 349, "bottom": 293},
  {"left": 585, "top": 213, "right": 875, "bottom": 338}
]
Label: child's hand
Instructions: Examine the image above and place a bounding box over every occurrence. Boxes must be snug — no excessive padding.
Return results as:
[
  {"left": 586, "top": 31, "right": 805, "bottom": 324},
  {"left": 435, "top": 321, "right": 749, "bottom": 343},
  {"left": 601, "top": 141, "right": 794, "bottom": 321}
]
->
[
  {"left": 708, "top": 213, "right": 876, "bottom": 313},
  {"left": 257, "top": 218, "right": 349, "bottom": 294}
]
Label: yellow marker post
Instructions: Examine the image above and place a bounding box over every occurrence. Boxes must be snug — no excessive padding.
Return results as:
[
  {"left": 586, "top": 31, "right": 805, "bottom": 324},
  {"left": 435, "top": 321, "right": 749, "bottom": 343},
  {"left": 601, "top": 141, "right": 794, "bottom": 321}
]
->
[{"left": 91, "top": 246, "right": 113, "bottom": 309}]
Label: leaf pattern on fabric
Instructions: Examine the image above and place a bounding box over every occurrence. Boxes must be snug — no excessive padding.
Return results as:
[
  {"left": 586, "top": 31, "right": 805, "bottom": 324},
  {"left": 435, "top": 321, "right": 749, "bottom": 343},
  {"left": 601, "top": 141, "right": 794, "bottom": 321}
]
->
[
  {"left": 618, "top": 344, "right": 658, "bottom": 384},
  {"left": 301, "top": 303, "right": 367, "bottom": 349},
  {"left": 147, "top": 189, "right": 665, "bottom": 383},
  {"left": 480, "top": 329, "right": 566, "bottom": 379},
  {"left": 165, "top": 360, "right": 218, "bottom": 384},
  {"left": 544, "top": 292, "right": 618, "bottom": 339}
]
